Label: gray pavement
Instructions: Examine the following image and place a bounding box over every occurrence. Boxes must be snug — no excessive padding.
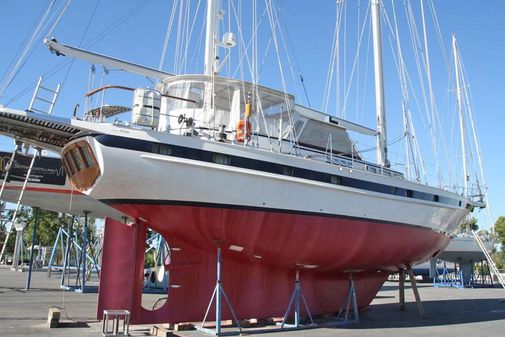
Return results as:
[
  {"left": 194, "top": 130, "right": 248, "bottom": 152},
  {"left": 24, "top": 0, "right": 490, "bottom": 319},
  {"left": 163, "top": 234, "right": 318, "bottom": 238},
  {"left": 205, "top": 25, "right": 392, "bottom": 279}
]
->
[{"left": 0, "top": 266, "right": 504, "bottom": 337}]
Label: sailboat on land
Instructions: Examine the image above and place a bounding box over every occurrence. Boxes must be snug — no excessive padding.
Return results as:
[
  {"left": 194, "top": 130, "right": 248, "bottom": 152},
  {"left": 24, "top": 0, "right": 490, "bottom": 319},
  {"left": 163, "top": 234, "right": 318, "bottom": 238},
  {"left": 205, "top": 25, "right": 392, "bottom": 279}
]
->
[{"left": 0, "top": 0, "right": 486, "bottom": 324}]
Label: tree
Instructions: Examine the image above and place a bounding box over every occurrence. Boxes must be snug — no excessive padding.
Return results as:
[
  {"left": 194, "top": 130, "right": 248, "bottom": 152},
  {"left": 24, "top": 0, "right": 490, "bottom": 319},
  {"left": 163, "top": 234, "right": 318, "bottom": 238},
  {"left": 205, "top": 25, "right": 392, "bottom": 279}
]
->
[
  {"left": 0, "top": 205, "right": 31, "bottom": 260},
  {"left": 492, "top": 216, "right": 505, "bottom": 270},
  {"left": 459, "top": 216, "right": 478, "bottom": 233},
  {"left": 494, "top": 216, "right": 505, "bottom": 247}
]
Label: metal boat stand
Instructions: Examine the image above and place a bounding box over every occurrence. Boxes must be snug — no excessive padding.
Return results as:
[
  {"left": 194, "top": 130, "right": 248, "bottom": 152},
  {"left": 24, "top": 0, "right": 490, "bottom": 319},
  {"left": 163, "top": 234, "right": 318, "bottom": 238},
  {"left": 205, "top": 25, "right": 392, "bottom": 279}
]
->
[
  {"left": 279, "top": 269, "right": 315, "bottom": 329},
  {"left": 398, "top": 264, "right": 427, "bottom": 319},
  {"left": 334, "top": 272, "right": 359, "bottom": 324},
  {"left": 196, "top": 243, "right": 243, "bottom": 336}
]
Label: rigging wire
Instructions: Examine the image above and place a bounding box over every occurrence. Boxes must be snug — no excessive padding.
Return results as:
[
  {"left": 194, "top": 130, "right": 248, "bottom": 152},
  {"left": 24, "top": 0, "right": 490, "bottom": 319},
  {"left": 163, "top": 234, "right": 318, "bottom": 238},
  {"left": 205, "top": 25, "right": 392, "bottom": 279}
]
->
[
  {"left": 265, "top": 0, "right": 300, "bottom": 151},
  {"left": 388, "top": 0, "right": 421, "bottom": 181},
  {"left": 159, "top": 0, "right": 179, "bottom": 71},
  {"left": 181, "top": 0, "right": 203, "bottom": 74},
  {"left": 456, "top": 46, "right": 493, "bottom": 222},
  {"left": 58, "top": 0, "right": 102, "bottom": 100},
  {"left": 340, "top": 3, "right": 370, "bottom": 120},
  {"left": 280, "top": 20, "right": 310, "bottom": 107},
  {"left": 4, "top": 0, "right": 151, "bottom": 107},
  {"left": 0, "top": 0, "right": 57, "bottom": 101},
  {"left": 45, "top": 0, "right": 73, "bottom": 40},
  {"left": 322, "top": 1, "right": 345, "bottom": 114}
]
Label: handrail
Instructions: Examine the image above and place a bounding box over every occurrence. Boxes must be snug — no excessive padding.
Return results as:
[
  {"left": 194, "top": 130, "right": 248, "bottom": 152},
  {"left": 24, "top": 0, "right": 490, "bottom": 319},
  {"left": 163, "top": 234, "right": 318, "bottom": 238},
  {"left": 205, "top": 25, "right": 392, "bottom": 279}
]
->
[
  {"left": 85, "top": 85, "right": 135, "bottom": 97},
  {"left": 85, "top": 85, "right": 198, "bottom": 105}
]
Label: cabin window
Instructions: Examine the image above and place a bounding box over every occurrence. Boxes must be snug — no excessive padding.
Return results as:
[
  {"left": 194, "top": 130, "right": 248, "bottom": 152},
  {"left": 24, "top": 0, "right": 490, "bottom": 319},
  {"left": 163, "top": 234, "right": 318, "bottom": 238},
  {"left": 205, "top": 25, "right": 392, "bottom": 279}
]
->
[
  {"left": 62, "top": 157, "right": 76, "bottom": 176},
  {"left": 330, "top": 175, "right": 341, "bottom": 185},
  {"left": 212, "top": 153, "right": 230, "bottom": 165},
  {"left": 78, "top": 146, "right": 94, "bottom": 168},
  {"left": 70, "top": 148, "right": 84, "bottom": 171},
  {"left": 433, "top": 195, "right": 439, "bottom": 202},
  {"left": 152, "top": 143, "right": 172, "bottom": 156},
  {"left": 282, "top": 166, "right": 294, "bottom": 176}
]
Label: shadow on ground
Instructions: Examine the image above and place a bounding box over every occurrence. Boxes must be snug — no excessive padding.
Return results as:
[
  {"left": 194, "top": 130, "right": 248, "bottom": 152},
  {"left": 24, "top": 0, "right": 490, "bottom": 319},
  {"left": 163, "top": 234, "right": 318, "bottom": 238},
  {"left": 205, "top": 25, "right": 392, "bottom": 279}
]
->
[{"left": 341, "top": 298, "right": 505, "bottom": 329}]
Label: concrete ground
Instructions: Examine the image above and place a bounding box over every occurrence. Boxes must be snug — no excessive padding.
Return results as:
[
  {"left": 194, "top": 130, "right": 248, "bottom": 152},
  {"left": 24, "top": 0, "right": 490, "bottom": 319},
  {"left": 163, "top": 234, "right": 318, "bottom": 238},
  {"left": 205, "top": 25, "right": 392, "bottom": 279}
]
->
[{"left": 0, "top": 266, "right": 504, "bottom": 337}]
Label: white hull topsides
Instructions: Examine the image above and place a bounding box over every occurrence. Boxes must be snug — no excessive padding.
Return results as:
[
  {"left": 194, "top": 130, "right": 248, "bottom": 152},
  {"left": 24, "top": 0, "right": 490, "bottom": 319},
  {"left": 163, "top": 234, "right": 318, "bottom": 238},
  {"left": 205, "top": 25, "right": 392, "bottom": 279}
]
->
[{"left": 66, "top": 120, "right": 470, "bottom": 235}]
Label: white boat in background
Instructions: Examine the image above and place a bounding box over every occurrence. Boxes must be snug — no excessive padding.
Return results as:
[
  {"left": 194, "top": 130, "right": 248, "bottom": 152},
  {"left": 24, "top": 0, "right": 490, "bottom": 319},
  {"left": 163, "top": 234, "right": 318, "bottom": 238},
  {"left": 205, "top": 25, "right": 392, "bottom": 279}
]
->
[
  {"left": 439, "top": 234, "right": 494, "bottom": 263},
  {"left": 0, "top": 149, "right": 125, "bottom": 219},
  {"left": 0, "top": 0, "right": 488, "bottom": 325}
]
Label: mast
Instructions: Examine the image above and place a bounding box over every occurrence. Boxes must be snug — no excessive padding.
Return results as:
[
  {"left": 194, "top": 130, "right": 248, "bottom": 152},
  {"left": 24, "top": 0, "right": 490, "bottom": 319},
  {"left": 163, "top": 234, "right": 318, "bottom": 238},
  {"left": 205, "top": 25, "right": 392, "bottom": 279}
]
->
[
  {"left": 452, "top": 33, "right": 468, "bottom": 196},
  {"left": 370, "top": 0, "right": 388, "bottom": 167},
  {"left": 204, "top": 0, "right": 221, "bottom": 76}
]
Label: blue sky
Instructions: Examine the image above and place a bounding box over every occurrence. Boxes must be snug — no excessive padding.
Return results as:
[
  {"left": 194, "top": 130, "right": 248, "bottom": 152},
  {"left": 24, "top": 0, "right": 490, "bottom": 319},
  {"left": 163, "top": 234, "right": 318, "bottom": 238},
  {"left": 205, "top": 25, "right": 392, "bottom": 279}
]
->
[{"left": 0, "top": 0, "right": 504, "bottom": 229}]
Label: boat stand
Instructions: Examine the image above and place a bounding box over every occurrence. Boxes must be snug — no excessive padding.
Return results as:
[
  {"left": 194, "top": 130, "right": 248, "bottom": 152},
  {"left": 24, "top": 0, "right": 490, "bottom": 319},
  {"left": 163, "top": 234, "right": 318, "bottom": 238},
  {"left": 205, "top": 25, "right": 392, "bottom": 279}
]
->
[
  {"left": 399, "top": 264, "right": 427, "bottom": 319},
  {"left": 279, "top": 269, "right": 315, "bottom": 329},
  {"left": 432, "top": 262, "right": 464, "bottom": 288},
  {"left": 334, "top": 273, "right": 359, "bottom": 324},
  {"left": 196, "top": 244, "right": 243, "bottom": 336},
  {"left": 48, "top": 213, "right": 98, "bottom": 293}
]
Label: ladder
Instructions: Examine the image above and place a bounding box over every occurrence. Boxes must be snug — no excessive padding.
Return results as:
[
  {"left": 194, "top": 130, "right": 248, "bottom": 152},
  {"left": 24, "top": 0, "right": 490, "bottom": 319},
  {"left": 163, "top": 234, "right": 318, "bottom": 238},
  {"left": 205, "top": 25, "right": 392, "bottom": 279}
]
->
[
  {"left": 28, "top": 76, "right": 61, "bottom": 115},
  {"left": 0, "top": 147, "right": 40, "bottom": 262},
  {"left": 472, "top": 230, "right": 505, "bottom": 289}
]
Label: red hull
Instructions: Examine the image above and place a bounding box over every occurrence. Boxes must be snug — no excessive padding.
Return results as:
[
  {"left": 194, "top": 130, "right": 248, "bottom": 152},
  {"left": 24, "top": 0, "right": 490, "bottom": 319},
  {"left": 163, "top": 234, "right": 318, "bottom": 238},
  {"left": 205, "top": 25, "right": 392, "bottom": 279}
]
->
[{"left": 98, "top": 204, "right": 450, "bottom": 324}]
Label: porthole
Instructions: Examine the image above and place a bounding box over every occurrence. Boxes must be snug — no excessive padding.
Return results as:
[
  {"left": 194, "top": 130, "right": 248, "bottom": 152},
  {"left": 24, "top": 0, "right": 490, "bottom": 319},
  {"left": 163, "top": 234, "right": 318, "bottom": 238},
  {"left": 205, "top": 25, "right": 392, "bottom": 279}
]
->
[
  {"left": 282, "top": 166, "right": 294, "bottom": 176},
  {"left": 330, "top": 176, "right": 341, "bottom": 185},
  {"left": 152, "top": 143, "right": 172, "bottom": 155},
  {"left": 212, "top": 153, "right": 230, "bottom": 165}
]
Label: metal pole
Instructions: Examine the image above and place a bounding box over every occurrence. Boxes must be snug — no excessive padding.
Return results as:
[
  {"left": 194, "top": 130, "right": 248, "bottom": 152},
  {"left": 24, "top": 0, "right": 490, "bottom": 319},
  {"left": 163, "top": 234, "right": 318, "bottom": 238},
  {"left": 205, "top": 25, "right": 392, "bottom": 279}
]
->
[
  {"left": 294, "top": 270, "right": 300, "bottom": 327},
  {"left": 81, "top": 211, "right": 89, "bottom": 291},
  {"left": 204, "top": 0, "right": 220, "bottom": 76},
  {"left": 25, "top": 207, "right": 40, "bottom": 290},
  {"left": 452, "top": 33, "right": 468, "bottom": 196},
  {"left": 370, "top": 0, "right": 388, "bottom": 167},
  {"left": 61, "top": 217, "right": 74, "bottom": 287},
  {"left": 215, "top": 246, "right": 222, "bottom": 335}
]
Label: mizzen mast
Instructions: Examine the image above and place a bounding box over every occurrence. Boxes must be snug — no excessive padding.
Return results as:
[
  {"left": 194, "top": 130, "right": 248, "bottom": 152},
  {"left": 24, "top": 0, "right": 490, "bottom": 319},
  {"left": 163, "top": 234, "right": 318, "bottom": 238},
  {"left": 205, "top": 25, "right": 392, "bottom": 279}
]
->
[
  {"left": 452, "top": 33, "right": 468, "bottom": 196},
  {"left": 371, "top": 0, "right": 389, "bottom": 167},
  {"left": 204, "top": 0, "right": 221, "bottom": 76}
]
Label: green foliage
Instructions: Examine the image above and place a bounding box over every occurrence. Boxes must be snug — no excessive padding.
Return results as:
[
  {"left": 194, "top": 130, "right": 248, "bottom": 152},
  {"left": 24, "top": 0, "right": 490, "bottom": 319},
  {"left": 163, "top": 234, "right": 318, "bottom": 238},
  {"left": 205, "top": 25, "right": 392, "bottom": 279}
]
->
[
  {"left": 0, "top": 204, "right": 97, "bottom": 260},
  {"left": 22, "top": 209, "right": 69, "bottom": 247},
  {"left": 459, "top": 216, "right": 478, "bottom": 233},
  {"left": 0, "top": 205, "right": 31, "bottom": 257},
  {"left": 144, "top": 252, "right": 155, "bottom": 268},
  {"left": 494, "top": 216, "right": 505, "bottom": 247},
  {"left": 492, "top": 251, "right": 505, "bottom": 270}
]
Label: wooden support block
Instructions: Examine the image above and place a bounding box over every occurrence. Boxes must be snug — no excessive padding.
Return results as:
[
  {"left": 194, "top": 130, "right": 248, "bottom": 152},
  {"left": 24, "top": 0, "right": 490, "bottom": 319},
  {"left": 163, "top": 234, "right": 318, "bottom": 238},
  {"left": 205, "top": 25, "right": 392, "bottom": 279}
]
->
[
  {"left": 406, "top": 264, "right": 427, "bottom": 319},
  {"left": 160, "top": 323, "right": 175, "bottom": 330},
  {"left": 47, "top": 307, "right": 61, "bottom": 328},
  {"left": 150, "top": 325, "right": 176, "bottom": 337},
  {"left": 174, "top": 323, "right": 194, "bottom": 331},
  {"left": 238, "top": 319, "right": 251, "bottom": 328},
  {"left": 399, "top": 268, "right": 405, "bottom": 311}
]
